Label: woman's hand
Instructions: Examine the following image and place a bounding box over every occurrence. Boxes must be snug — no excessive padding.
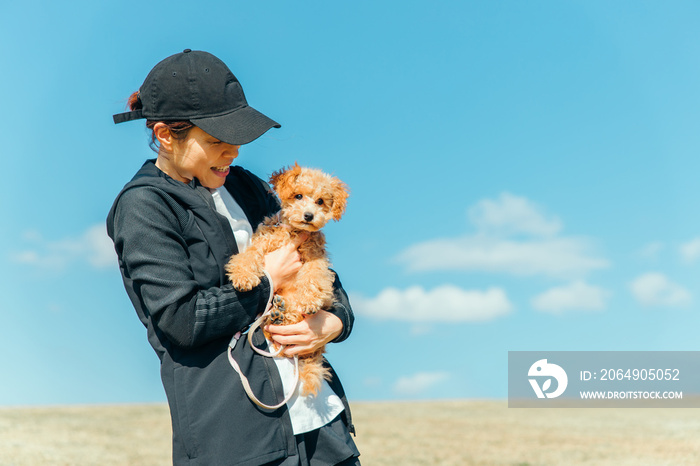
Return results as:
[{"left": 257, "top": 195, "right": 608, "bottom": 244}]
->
[
  {"left": 265, "top": 310, "right": 343, "bottom": 357},
  {"left": 263, "top": 232, "right": 309, "bottom": 292}
]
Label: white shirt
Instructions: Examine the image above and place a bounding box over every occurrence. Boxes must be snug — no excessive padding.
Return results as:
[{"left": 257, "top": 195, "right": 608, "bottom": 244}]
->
[
  {"left": 272, "top": 347, "right": 345, "bottom": 434},
  {"left": 211, "top": 186, "right": 344, "bottom": 434},
  {"left": 210, "top": 187, "right": 253, "bottom": 253}
]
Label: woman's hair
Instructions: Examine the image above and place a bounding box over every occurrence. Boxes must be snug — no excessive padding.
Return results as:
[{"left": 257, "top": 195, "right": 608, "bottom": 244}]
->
[{"left": 128, "top": 91, "right": 195, "bottom": 152}]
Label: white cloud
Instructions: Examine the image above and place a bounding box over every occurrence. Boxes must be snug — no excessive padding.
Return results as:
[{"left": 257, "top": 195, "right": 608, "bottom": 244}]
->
[
  {"left": 81, "top": 224, "right": 119, "bottom": 268},
  {"left": 397, "top": 235, "right": 608, "bottom": 279},
  {"left": 12, "top": 250, "right": 41, "bottom": 264},
  {"left": 680, "top": 238, "right": 700, "bottom": 264},
  {"left": 629, "top": 273, "right": 691, "bottom": 308},
  {"left": 351, "top": 285, "right": 513, "bottom": 322},
  {"left": 532, "top": 280, "right": 610, "bottom": 314},
  {"left": 637, "top": 241, "right": 664, "bottom": 260},
  {"left": 12, "top": 224, "right": 117, "bottom": 270},
  {"left": 396, "top": 193, "right": 608, "bottom": 279},
  {"left": 394, "top": 372, "right": 450, "bottom": 396},
  {"left": 469, "top": 192, "right": 562, "bottom": 237}
]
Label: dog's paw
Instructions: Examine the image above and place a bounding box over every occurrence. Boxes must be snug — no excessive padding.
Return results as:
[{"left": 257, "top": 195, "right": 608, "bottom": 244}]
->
[
  {"left": 301, "top": 297, "right": 326, "bottom": 316},
  {"left": 273, "top": 294, "right": 286, "bottom": 310},
  {"left": 270, "top": 308, "right": 284, "bottom": 325},
  {"left": 301, "top": 305, "right": 319, "bottom": 316},
  {"left": 270, "top": 295, "right": 286, "bottom": 324},
  {"left": 229, "top": 271, "right": 261, "bottom": 292}
]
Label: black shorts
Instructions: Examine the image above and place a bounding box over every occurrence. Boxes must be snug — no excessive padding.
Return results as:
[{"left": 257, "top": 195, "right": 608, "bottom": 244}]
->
[{"left": 271, "top": 414, "right": 360, "bottom": 466}]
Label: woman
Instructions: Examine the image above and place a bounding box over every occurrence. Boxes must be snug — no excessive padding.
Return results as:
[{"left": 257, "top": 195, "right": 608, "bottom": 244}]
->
[{"left": 107, "top": 49, "right": 360, "bottom": 465}]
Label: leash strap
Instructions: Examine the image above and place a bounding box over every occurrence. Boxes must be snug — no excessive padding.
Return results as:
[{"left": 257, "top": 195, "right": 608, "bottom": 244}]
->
[
  {"left": 227, "top": 271, "right": 300, "bottom": 410},
  {"left": 246, "top": 313, "right": 285, "bottom": 357},
  {"left": 228, "top": 339, "right": 299, "bottom": 410}
]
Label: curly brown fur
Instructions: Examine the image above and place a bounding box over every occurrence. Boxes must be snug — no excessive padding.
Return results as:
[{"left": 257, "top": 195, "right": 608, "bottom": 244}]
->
[{"left": 226, "top": 163, "right": 349, "bottom": 396}]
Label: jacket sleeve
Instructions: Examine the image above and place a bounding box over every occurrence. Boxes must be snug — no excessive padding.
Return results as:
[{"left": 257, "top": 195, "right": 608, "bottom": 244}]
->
[
  {"left": 111, "top": 186, "right": 271, "bottom": 349},
  {"left": 327, "top": 270, "right": 355, "bottom": 343}
]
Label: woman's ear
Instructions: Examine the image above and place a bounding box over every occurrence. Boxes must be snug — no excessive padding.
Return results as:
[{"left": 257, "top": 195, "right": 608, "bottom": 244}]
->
[{"left": 153, "top": 122, "right": 175, "bottom": 152}]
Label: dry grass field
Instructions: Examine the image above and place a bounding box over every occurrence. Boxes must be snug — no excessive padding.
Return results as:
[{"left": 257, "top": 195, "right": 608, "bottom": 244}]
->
[{"left": 1, "top": 400, "right": 700, "bottom": 465}]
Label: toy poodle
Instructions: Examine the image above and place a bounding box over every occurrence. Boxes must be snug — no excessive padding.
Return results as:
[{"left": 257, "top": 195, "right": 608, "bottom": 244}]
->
[{"left": 226, "top": 163, "right": 349, "bottom": 396}]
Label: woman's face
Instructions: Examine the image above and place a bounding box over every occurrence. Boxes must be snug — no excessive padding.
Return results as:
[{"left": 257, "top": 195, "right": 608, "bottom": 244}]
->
[{"left": 161, "top": 126, "right": 240, "bottom": 189}]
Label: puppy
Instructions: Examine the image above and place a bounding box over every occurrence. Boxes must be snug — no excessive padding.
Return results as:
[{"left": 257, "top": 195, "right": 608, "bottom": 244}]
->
[{"left": 226, "top": 163, "right": 349, "bottom": 396}]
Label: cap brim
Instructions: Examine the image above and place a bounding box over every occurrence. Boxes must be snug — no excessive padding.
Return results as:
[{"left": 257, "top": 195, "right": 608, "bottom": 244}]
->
[{"left": 191, "top": 106, "right": 281, "bottom": 145}]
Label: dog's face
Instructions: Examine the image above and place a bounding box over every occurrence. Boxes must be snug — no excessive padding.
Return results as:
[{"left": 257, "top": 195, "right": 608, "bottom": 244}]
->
[{"left": 270, "top": 163, "right": 349, "bottom": 232}]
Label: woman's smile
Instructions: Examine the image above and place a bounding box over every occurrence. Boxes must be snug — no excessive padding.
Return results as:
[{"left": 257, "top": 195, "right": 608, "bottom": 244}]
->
[
  {"left": 211, "top": 165, "right": 231, "bottom": 177},
  {"left": 156, "top": 126, "right": 240, "bottom": 189}
]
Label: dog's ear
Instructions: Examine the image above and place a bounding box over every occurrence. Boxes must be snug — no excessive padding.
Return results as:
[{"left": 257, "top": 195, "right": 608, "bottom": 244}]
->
[
  {"left": 269, "top": 163, "right": 302, "bottom": 199},
  {"left": 330, "top": 176, "right": 349, "bottom": 221}
]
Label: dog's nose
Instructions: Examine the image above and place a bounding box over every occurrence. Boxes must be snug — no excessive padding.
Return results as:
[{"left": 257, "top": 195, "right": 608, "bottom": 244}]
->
[{"left": 304, "top": 212, "right": 314, "bottom": 222}]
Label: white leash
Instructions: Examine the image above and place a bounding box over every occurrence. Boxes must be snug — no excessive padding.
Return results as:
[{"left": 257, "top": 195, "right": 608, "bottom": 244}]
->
[
  {"left": 245, "top": 312, "right": 285, "bottom": 357},
  {"left": 228, "top": 283, "right": 300, "bottom": 410},
  {"left": 227, "top": 335, "right": 299, "bottom": 410}
]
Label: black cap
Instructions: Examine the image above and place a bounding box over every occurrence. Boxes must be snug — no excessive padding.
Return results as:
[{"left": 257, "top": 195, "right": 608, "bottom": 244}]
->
[{"left": 113, "top": 49, "right": 280, "bottom": 145}]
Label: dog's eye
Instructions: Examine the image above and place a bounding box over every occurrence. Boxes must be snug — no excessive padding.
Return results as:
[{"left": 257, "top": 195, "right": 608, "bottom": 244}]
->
[
  {"left": 316, "top": 199, "right": 324, "bottom": 206},
  {"left": 294, "top": 194, "right": 303, "bottom": 200}
]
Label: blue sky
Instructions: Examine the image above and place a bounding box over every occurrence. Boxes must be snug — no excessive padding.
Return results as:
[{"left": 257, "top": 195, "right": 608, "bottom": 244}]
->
[{"left": 2, "top": 1, "right": 700, "bottom": 405}]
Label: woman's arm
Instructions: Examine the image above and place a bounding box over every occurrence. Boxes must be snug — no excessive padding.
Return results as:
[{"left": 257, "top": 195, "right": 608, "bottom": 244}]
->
[
  {"left": 326, "top": 271, "right": 354, "bottom": 343},
  {"left": 111, "top": 186, "right": 270, "bottom": 348}
]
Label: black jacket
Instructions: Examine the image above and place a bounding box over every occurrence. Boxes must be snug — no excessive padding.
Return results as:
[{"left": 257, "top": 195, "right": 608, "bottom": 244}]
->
[{"left": 106, "top": 160, "right": 355, "bottom": 465}]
